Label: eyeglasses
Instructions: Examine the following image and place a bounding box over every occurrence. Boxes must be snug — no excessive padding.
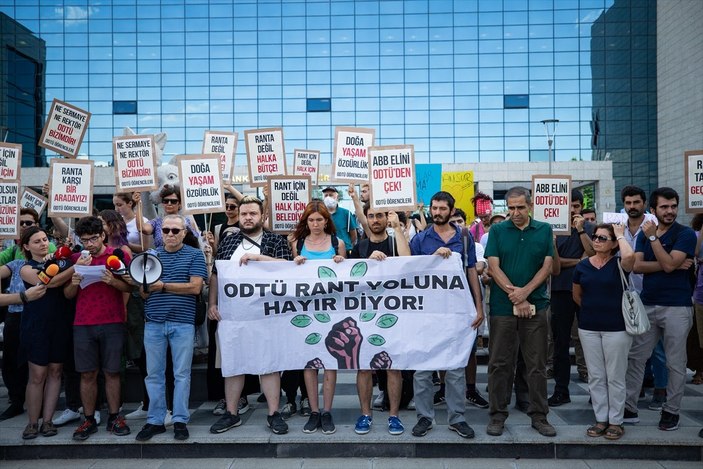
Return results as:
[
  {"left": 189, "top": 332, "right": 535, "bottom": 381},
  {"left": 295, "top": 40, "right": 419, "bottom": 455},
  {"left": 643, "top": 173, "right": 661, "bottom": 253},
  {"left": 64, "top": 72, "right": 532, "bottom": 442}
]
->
[
  {"left": 19, "top": 221, "right": 36, "bottom": 227},
  {"left": 79, "top": 235, "right": 101, "bottom": 245},
  {"left": 591, "top": 234, "right": 613, "bottom": 243},
  {"left": 162, "top": 227, "right": 182, "bottom": 235},
  {"left": 225, "top": 204, "right": 238, "bottom": 210},
  {"left": 162, "top": 198, "right": 180, "bottom": 205}
]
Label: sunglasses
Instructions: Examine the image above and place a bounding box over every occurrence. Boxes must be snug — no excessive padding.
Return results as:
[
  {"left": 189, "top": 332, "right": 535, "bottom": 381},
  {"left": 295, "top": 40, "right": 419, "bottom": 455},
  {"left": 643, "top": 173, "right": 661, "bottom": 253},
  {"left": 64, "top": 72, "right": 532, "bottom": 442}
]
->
[
  {"left": 591, "top": 234, "right": 613, "bottom": 242},
  {"left": 162, "top": 227, "right": 182, "bottom": 235},
  {"left": 162, "top": 198, "right": 180, "bottom": 205},
  {"left": 225, "top": 204, "right": 238, "bottom": 210},
  {"left": 20, "top": 221, "right": 36, "bottom": 227}
]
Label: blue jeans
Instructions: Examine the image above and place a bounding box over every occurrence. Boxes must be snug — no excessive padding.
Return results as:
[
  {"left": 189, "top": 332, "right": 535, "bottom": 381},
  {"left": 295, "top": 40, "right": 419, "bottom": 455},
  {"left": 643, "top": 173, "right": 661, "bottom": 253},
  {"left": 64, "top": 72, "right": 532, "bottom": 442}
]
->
[{"left": 144, "top": 321, "right": 194, "bottom": 425}]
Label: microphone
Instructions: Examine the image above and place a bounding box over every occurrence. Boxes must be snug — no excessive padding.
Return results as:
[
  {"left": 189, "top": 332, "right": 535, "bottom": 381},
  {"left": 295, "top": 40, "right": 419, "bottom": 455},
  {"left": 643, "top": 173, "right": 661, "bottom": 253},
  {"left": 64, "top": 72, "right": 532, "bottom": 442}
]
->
[
  {"left": 106, "top": 255, "right": 127, "bottom": 275},
  {"left": 37, "top": 262, "right": 60, "bottom": 285},
  {"left": 55, "top": 245, "right": 73, "bottom": 260}
]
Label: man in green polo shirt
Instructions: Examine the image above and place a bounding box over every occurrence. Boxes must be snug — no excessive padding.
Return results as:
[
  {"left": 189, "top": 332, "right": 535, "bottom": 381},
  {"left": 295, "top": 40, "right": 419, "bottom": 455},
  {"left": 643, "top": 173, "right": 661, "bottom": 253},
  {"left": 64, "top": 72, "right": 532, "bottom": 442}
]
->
[{"left": 484, "top": 186, "right": 556, "bottom": 438}]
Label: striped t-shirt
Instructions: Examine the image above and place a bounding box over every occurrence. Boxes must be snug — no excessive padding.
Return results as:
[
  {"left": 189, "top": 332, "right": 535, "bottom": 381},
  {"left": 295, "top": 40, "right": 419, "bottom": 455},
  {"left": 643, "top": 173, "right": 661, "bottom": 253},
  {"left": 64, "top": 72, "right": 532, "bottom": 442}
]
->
[{"left": 144, "top": 244, "right": 208, "bottom": 324}]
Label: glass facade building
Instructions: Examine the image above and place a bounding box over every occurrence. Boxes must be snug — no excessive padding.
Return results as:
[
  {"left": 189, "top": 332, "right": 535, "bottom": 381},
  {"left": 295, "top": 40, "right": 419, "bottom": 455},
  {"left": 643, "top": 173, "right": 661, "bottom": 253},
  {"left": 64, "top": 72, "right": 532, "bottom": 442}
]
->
[{"left": 0, "top": 0, "right": 656, "bottom": 196}]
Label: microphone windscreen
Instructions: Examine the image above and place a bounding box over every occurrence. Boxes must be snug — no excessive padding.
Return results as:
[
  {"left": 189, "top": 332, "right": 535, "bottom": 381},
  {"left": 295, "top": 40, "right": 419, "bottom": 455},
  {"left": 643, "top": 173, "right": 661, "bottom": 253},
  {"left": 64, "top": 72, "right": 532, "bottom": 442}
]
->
[
  {"left": 107, "top": 256, "right": 122, "bottom": 270},
  {"left": 46, "top": 263, "right": 60, "bottom": 276}
]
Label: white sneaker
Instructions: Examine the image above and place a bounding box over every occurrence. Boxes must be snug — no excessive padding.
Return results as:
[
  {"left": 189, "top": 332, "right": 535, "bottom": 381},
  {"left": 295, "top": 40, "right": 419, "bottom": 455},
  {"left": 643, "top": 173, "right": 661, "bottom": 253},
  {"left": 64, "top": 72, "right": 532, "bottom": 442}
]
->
[
  {"left": 164, "top": 410, "right": 173, "bottom": 427},
  {"left": 406, "top": 399, "right": 416, "bottom": 410},
  {"left": 212, "top": 399, "right": 226, "bottom": 416},
  {"left": 373, "top": 391, "right": 385, "bottom": 409},
  {"left": 94, "top": 410, "right": 101, "bottom": 425},
  {"left": 125, "top": 402, "right": 148, "bottom": 419},
  {"left": 54, "top": 408, "right": 80, "bottom": 426}
]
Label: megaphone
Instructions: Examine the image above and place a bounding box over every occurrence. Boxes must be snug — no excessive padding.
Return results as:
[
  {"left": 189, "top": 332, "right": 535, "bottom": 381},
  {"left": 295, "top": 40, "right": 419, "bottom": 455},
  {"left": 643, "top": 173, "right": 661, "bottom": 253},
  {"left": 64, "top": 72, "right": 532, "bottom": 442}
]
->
[{"left": 128, "top": 252, "right": 163, "bottom": 292}]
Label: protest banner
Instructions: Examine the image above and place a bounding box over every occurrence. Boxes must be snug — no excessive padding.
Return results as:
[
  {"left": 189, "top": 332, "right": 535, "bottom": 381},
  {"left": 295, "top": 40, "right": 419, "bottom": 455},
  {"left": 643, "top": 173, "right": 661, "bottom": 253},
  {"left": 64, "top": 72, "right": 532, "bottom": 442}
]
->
[
  {"left": 603, "top": 212, "right": 658, "bottom": 226},
  {"left": 39, "top": 99, "right": 91, "bottom": 158},
  {"left": 203, "top": 130, "right": 238, "bottom": 183},
  {"left": 441, "top": 171, "right": 474, "bottom": 220},
  {"left": 368, "top": 145, "right": 416, "bottom": 212},
  {"left": 0, "top": 142, "right": 22, "bottom": 180},
  {"left": 216, "top": 254, "right": 476, "bottom": 376},
  {"left": 0, "top": 180, "right": 20, "bottom": 239},
  {"left": 20, "top": 187, "right": 48, "bottom": 216},
  {"left": 267, "top": 175, "right": 312, "bottom": 234},
  {"left": 332, "top": 126, "right": 375, "bottom": 183},
  {"left": 292, "top": 149, "right": 320, "bottom": 186},
  {"left": 684, "top": 150, "right": 703, "bottom": 213},
  {"left": 113, "top": 134, "right": 158, "bottom": 191},
  {"left": 532, "top": 174, "right": 572, "bottom": 235},
  {"left": 176, "top": 154, "right": 225, "bottom": 215},
  {"left": 415, "top": 163, "right": 442, "bottom": 206},
  {"left": 48, "top": 158, "right": 94, "bottom": 218},
  {"left": 244, "top": 128, "right": 286, "bottom": 187}
]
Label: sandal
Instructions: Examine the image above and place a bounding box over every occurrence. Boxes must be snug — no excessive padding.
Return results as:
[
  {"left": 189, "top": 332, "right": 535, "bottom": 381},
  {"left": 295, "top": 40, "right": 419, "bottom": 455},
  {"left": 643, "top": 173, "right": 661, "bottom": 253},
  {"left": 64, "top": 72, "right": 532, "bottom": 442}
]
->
[
  {"left": 604, "top": 424, "right": 624, "bottom": 440},
  {"left": 586, "top": 422, "right": 608, "bottom": 437}
]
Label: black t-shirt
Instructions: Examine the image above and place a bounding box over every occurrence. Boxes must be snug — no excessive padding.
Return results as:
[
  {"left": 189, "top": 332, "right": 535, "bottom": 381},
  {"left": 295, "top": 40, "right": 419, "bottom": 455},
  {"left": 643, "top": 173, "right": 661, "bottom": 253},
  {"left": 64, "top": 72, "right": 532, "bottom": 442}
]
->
[
  {"left": 350, "top": 236, "right": 397, "bottom": 259},
  {"left": 217, "top": 222, "right": 239, "bottom": 243}
]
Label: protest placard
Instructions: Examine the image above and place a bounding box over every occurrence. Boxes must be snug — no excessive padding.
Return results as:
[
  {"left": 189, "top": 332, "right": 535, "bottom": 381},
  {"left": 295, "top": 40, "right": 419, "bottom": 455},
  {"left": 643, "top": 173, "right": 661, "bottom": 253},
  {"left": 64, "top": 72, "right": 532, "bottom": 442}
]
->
[
  {"left": 267, "top": 175, "right": 312, "bottom": 234},
  {"left": 113, "top": 134, "right": 158, "bottom": 191},
  {"left": 244, "top": 128, "right": 286, "bottom": 187},
  {"left": 20, "top": 187, "right": 48, "bottom": 216},
  {"left": 48, "top": 158, "right": 94, "bottom": 218},
  {"left": 368, "top": 145, "right": 416, "bottom": 212},
  {"left": 176, "top": 154, "right": 225, "bottom": 215},
  {"left": 332, "top": 126, "right": 375, "bottom": 183},
  {"left": 0, "top": 181, "right": 20, "bottom": 239},
  {"left": 39, "top": 99, "right": 91, "bottom": 158},
  {"left": 0, "top": 143, "right": 22, "bottom": 180},
  {"left": 684, "top": 150, "right": 703, "bottom": 213},
  {"left": 292, "top": 149, "right": 320, "bottom": 186},
  {"left": 415, "top": 164, "right": 442, "bottom": 206},
  {"left": 532, "top": 174, "right": 572, "bottom": 235},
  {"left": 203, "top": 130, "right": 238, "bottom": 183},
  {"left": 603, "top": 212, "right": 658, "bottom": 226},
  {"left": 441, "top": 171, "right": 474, "bottom": 220},
  {"left": 216, "top": 253, "right": 476, "bottom": 375}
]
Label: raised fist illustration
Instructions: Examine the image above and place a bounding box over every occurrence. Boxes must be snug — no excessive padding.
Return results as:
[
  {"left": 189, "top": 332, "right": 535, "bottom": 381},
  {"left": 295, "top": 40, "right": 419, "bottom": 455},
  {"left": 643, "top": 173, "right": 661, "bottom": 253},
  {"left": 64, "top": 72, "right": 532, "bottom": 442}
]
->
[
  {"left": 370, "top": 351, "right": 393, "bottom": 370},
  {"left": 305, "top": 357, "right": 325, "bottom": 369},
  {"left": 325, "top": 316, "right": 362, "bottom": 369}
]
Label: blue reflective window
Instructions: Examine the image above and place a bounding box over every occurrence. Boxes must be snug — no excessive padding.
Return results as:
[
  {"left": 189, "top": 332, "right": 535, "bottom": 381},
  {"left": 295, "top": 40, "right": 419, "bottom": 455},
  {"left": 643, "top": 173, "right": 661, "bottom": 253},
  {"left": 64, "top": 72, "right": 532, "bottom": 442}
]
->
[
  {"left": 307, "top": 98, "right": 331, "bottom": 112},
  {"left": 113, "top": 101, "right": 137, "bottom": 115},
  {"left": 504, "top": 94, "right": 530, "bottom": 109}
]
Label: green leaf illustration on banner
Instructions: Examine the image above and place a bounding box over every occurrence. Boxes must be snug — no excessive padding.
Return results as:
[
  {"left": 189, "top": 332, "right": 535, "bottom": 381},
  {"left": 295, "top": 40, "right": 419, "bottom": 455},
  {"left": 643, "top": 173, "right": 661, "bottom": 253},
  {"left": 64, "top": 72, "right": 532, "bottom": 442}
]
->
[
  {"left": 314, "top": 312, "right": 331, "bottom": 323},
  {"left": 376, "top": 313, "right": 398, "bottom": 329},
  {"left": 305, "top": 333, "right": 322, "bottom": 345},
  {"left": 350, "top": 262, "right": 368, "bottom": 277},
  {"left": 318, "top": 266, "right": 336, "bottom": 278},
  {"left": 291, "top": 314, "right": 313, "bottom": 328},
  {"left": 359, "top": 311, "right": 376, "bottom": 322},
  {"left": 367, "top": 334, "right": 386, "bottom": 346}
]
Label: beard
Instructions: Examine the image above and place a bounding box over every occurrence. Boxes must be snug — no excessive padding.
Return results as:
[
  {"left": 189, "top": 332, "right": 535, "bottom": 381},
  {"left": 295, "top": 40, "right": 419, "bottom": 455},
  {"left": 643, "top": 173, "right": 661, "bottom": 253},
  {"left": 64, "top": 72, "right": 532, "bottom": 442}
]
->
[
  {"left": 240, "top": 221, "right": 263, "bottom": 235},
  {"left": 433, "top": 213, "right": 450, "bottom": 225},
  {"left": 369, "top": 222, "right": 386, "bottom": 235}
]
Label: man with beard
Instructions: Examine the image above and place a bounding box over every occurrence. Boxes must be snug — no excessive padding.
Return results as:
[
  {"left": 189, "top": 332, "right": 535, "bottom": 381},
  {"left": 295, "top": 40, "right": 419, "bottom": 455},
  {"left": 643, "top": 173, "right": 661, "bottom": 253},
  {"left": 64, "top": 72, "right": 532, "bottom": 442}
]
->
[
  {"left": 625, "top": 187, "right": 696, "bottom": 431},
  {"left": 207, "top": 196, "right": 293, "bottom": 435},
  {"left": 351, "top": 205, "right": 410, "bottom": 436},
  {"left": 408, "top": 191, "right": 484, "bottom": 439},
  {"left": 484, "top": 186, "right": 556, "bottom": 437}
]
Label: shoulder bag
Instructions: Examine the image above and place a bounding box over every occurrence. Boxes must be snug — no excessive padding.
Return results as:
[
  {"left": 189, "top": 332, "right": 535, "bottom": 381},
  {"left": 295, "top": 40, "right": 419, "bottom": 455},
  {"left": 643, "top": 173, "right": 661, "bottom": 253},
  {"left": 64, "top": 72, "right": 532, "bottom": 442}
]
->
[{"left": 617, "top": 258, "right": 650, "bottom": 336}]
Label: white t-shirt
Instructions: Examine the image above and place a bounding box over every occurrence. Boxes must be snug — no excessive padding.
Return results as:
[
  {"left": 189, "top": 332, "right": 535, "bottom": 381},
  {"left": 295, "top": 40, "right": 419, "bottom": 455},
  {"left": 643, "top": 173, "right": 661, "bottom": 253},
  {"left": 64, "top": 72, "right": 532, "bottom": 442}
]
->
[
  {"left": 126, "top": 217, "right": 149, "bottom": 245},
  {"left": 229, "top": 237, "right": 261, "bottom": 263}
]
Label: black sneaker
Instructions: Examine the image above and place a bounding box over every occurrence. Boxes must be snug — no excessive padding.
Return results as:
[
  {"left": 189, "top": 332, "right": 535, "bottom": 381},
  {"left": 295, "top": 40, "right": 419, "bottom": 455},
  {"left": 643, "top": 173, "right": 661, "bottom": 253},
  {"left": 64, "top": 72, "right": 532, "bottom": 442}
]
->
[
  {"left": 173, "top": 422, "right": 189, "bottom": 440},
  {"left": 238, "top": 397, "right": 250, "bottom": 414},
  {"left": 267, "top": 411, "right": 289, "bottom": 435},
  {"left": 547, "top": 392, "right": 571, "bottom": 407},
  {"left": 303, "top": 411, "right": 321, "bottom": 433},
  {"left": 411, "top": 416, "right": 433, "bottom": 437},
  {"left": 449, "top": 421, "right": 475, "bottom": 439},
  {"left": 320, "top": 411, "right": 336, "bottom": 434},
  {"left": 0, "top": 403, "right": 24, "bottom": 421},
  {"left": 466, "top": 389, "right": 489, "bottom": 409},
  {"left": 433, "top": 390, "right": 446, "bottom": 406},
  {"left": 623, "top": 409, "right": 640, "bottom": 424},
  {"left": 210, "top": 411, "right": 242, "bottom": 433},
  {"left": 106, "top": 415, "right": 131, "bottom": 436},
  {"left": 281, "top": 402, "right": 297, "bottom": 420},
  {"left": 135, "top": 423, "right": 166, "bottom": 441},
  {"left": 658, "top": 410, "right": 679, "bottom": 431},
  {"left": 73, "top": 419, "right": 99, "bottom": 441}
]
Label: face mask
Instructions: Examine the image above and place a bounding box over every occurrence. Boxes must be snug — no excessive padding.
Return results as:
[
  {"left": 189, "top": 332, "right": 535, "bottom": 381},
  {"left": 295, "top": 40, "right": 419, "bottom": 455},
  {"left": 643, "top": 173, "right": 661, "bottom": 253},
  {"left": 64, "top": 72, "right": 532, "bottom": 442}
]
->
[{"left": 323, "top": 196, "right": 338, "bottom": 209}]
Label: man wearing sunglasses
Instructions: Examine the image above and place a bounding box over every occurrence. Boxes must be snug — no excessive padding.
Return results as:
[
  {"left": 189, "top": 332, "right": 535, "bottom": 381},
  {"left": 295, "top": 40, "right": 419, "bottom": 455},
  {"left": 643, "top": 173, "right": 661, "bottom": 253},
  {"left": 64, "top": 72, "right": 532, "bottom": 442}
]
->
[
  {"left": 133, "top": 214, "right": 208, "bottom": 442},
  {"left": 64, "top": 216, "right": 133, "bottom": 441}
]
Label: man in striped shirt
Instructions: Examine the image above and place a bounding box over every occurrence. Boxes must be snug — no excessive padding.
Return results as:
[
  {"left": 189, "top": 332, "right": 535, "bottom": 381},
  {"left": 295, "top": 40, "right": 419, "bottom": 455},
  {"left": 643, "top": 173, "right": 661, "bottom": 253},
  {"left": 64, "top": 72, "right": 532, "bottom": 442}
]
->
[{"left": 134, "top": 214, "right": 208, "bottom": 442}]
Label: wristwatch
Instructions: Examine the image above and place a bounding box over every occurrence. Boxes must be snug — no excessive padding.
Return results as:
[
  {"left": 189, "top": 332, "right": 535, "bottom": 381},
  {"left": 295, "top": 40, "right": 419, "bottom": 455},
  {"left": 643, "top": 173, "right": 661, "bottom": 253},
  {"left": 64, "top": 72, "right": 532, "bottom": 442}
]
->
[{"left": 648, "top": 234, "right": 657, "bottom": 242}]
